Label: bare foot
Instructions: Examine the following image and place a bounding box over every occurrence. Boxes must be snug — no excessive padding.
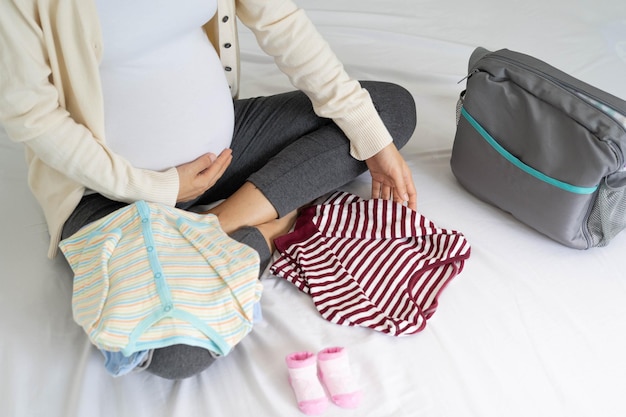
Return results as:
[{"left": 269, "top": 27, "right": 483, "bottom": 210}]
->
[
  {"left": 203, "top": 182, "right": 279, "bottom": 234},
  {"left": 256, "top": 210, "right": 299, "bottom": 252}
]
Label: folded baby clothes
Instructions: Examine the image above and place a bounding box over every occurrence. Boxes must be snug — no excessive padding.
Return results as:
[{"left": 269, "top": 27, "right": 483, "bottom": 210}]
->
[
  {"left": 102, "top": 349, "right": 151, "bottom": 377},
  {"left": 60, "top": 201, "right": 261, "bottom": 358},
  {"left": 270, "top": 192, "right": 471, "bottom": 336}
]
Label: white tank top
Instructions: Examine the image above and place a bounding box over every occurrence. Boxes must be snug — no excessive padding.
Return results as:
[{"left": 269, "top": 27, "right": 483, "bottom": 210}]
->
[{"left": 95, "top": 0, "right": 234, "bottom": 171}]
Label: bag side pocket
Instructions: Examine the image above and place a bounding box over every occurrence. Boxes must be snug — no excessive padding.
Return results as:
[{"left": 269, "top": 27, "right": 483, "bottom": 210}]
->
[{"left": 587, "top": 181, "right": 626, "bottom": 246}]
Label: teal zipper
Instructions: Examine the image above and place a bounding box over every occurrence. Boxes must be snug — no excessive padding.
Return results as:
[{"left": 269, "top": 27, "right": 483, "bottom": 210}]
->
[{"left": 460, "top": 107, "right": 599, "bottom": 195}]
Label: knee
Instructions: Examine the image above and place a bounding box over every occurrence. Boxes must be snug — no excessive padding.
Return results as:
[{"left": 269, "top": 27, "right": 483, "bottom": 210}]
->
[
  {"left": 359, "top": 81, "right": 417, "bottom": 151},
  {"left": 146, "top": 345, "right": 217, "bottom": 380}
]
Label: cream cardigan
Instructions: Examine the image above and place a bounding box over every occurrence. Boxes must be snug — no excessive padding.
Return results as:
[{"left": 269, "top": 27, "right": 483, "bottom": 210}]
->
[{"left": 0, "top": 0, "right": 393, "bottom": 258}]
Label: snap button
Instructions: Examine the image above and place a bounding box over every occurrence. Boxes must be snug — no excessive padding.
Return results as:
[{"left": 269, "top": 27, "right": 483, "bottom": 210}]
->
[
  {"left": 147, "top": 246, "right": 154, "bottom": 252},
  {"left": 224, "top": 42, "right": 232, "bottom": 48},
  {"left": 155, "top": 272, "right": 162, "bottom": 279},
  {"left": 225, "top": 66, "right": 232, "bottom": 72},
  {"left": 164, "top": 305, "right": 173, "bottom": 312},
  {"left": 222, "top": 16, "right": 229, "bottom": 23},
  {"left": 141, "top": 218, "right": 148, "bottom": 223}
]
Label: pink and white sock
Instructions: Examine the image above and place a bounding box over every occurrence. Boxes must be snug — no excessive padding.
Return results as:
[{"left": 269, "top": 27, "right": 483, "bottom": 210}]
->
[
  {"left": 285, "top": 351, "right": 328, "bottom": 415},
  {"left": 317, "top": 347, "right": 362, "bottom": 409}
]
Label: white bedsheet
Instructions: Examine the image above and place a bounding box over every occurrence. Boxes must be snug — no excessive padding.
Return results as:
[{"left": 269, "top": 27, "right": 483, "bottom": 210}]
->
[{"left": 2, "top": 1, "right": 626, "bottom": 416}]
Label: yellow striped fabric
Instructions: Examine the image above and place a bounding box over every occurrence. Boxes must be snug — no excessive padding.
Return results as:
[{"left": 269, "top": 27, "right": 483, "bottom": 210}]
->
[{"left": 59, "top": 201, "right": 261, "bottom": 357}]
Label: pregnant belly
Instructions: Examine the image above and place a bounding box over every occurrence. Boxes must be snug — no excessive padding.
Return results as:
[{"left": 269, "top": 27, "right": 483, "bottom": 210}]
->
[{"left": 99, "top": 29, "right": 234, "bottom": 171}]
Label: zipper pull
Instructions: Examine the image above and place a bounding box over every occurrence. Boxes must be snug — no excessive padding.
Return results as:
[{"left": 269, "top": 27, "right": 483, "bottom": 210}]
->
[{"left": 457, "top": 69, "right": 479, "bottom": 84}]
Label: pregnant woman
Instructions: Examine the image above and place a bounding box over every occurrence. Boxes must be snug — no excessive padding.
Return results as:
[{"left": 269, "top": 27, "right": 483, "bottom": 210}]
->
[{"left": 0, "top": 0, "right": 417, "bottom": 379}]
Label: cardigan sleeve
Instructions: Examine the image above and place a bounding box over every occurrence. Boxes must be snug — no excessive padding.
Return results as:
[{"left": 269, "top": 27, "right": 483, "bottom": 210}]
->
[
  {"left": 235, "top": 0, "right": 393, "bottom": 160},
  {"left": 0, "top": 0, "right": 179, "bottom": 206}
]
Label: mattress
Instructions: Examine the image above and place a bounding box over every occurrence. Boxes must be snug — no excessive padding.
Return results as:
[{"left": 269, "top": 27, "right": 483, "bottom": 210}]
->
[{"left": 2, "top": 1, "right": 626, "bottom": 416}]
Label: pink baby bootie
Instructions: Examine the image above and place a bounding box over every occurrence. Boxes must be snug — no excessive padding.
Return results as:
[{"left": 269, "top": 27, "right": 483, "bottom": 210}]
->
[
  {"left": 286, "top": 351, "right": 328, "bottom": 415},
  {"left": 317, "top": 347, "right": 362, "bottom": 409}
]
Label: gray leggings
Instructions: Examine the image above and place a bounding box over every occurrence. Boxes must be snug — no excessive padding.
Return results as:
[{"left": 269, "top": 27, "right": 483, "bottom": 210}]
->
[{"left": 61, "top": 81, "right": 416, "bottom": 379}]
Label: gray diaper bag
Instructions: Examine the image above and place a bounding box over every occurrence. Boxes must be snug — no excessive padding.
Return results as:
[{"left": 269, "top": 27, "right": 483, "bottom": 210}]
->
[{"left": 451, "top": 47, "right": 626, "bottom": 249}]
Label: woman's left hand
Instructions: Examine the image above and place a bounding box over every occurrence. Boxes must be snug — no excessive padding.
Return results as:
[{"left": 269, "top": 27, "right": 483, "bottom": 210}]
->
[{"left": 365, "top": 143, "right": 417, "bottom": 210}]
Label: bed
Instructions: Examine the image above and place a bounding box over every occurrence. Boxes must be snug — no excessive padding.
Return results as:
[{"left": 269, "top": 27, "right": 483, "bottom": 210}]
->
[{"left": 2, "top": 0, "right": 626, "bottom": 416}]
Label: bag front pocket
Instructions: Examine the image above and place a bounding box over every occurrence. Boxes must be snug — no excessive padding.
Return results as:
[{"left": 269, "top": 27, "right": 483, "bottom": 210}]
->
[{"left": 452, "top": 107, "right": 598, "bottom": 248}]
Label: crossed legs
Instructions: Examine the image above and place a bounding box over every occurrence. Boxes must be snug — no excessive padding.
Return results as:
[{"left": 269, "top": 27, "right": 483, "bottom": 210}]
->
[
  {"left": 203, "top": 182, "right": 298, "bottom": 253},
  {"left": 193, "top": 81, "right": 416, "bottom": 269},
  {"left": 61, "top": 81, "right": 416, "bottom": 380}
]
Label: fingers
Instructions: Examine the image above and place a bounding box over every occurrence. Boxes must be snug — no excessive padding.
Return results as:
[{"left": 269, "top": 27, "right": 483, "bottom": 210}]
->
[
  {"left": 392, "top": 168, "right": 417, "bottom": 211},
  {"left": 197, "top": 149, "right": 232, "bottom": 183},
  {"left": 370, "top": 169, "right": 417, "bottom": 211},
  {"left": 365, "top": 143, "right": 418, "bottom": 210},
  {"left": 371, "top": 181, "right": 381, "bottom": 201},
  {"left": 176, "top": 149, "right": 232, "bottom": 203},
  {"left": 196, "top": 152, "right": 217, "bottom": 170},
  {"left": 371, "top": 180, "right": 393, "bottom": 200},
  {"left": 405, "top": 182, "right": 417, "bottom": 211}
]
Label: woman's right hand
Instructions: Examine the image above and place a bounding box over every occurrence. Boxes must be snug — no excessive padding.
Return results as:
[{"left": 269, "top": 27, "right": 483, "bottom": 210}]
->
[{"left": 176, "top": 149, "right": 233, "bottom": 203}]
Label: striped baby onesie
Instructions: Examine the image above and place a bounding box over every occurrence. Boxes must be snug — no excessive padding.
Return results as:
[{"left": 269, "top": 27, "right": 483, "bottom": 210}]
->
[
  {"left": 59, "top": 201, "right": 261, "bottom": 357},
  {"left": 270, "top": 192, "right": 471, "bottom": 336}
]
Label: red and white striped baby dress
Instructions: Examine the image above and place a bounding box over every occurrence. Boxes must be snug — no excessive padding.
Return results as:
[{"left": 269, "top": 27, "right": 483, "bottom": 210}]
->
[{"left": 270, "top": 192, "right": 471, "bottom": 336}]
